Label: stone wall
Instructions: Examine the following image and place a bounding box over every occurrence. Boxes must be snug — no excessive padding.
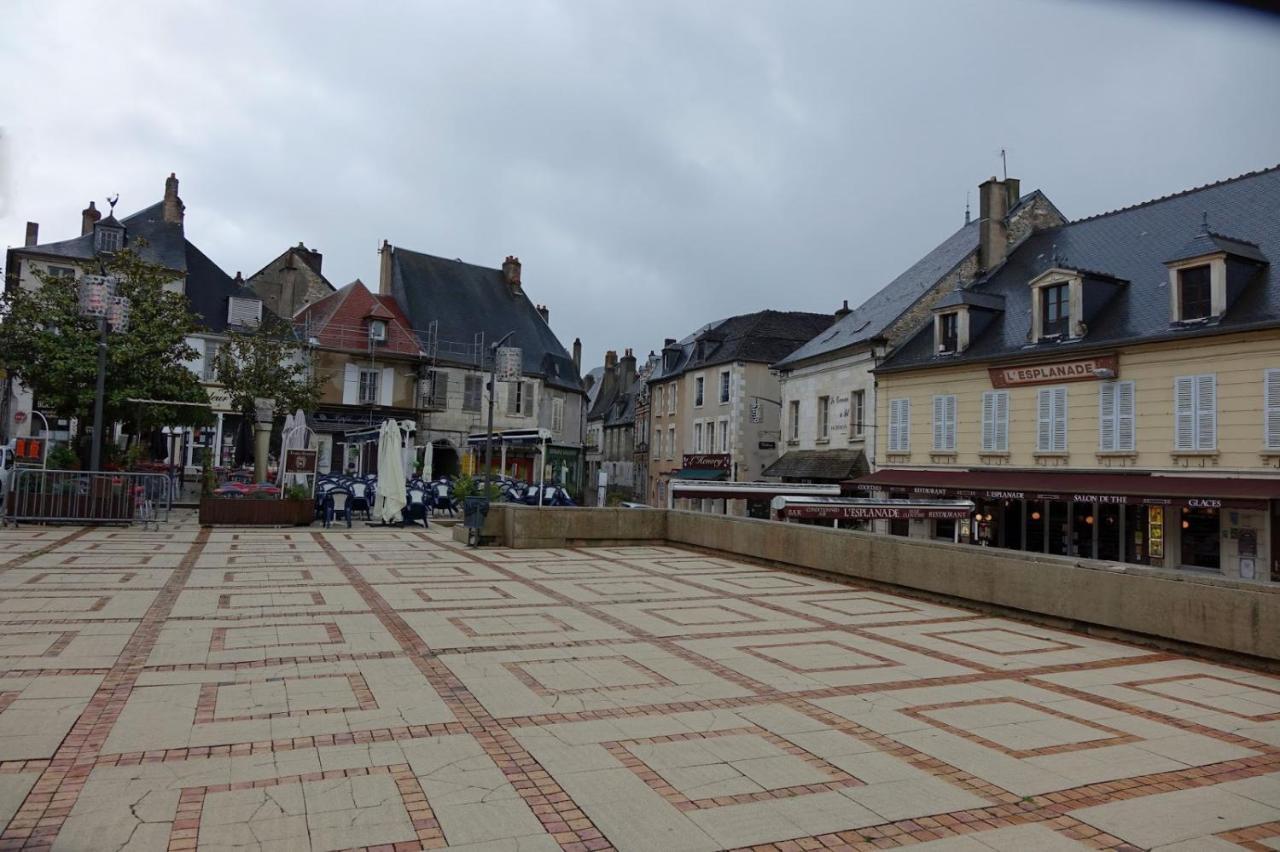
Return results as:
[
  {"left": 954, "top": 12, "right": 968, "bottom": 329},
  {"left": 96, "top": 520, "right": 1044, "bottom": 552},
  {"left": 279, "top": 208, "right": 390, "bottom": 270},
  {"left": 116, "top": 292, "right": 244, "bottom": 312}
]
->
[{"left": 469, "top": 504, "right": 1280, "bottom": 662}]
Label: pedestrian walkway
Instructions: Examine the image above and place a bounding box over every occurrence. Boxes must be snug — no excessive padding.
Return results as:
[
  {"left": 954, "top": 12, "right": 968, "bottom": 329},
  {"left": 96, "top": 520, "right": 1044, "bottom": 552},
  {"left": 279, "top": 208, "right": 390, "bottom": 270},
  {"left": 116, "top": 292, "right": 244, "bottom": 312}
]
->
[{"left": 0, "top": 523, "right": 1276, "bottom": 851}]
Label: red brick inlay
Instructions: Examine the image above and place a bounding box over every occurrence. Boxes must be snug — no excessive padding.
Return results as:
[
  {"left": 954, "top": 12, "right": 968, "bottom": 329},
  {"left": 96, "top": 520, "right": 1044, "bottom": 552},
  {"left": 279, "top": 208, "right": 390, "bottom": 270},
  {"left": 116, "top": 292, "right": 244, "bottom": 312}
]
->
[
  {"left": 739, "top": 640, "right": 898, "bottom": 674},
  {"left": 640, "top": 603, "right": 768, "bottom": 627},
  {"left": 1122, "top": 674, "right": 1280, "bottom": 721},
  {"left": 0, "top": 595, "right": 110, "bottom": 614},
  {"left": 220, "top": 569, "right": 314, "bottom": 584},
  {"left": 802, "top": 595, "right": 920, "bottom": 618},
  {"left": 902, "top": 698, "right": 1139, "bottom": 759},
  {"left": 603, "top": 726, "right": 863, "bottom": 812},
  {"left": 208, "top": 621, "right": 344, "bottom": 653},
  {"left": 922, "top": 627, "right": 1079, "bottom": 656},
  {"left": 503, "top": 655, "right": 677, "bottom": 696},
  {"left": 447, "top": 612, "right": 577, "bottom": 638},
  {"left": 216, "top": 591, "right": 325, "bottom": 609},
  {"left": 193, "top": 672, "right": 377, "bottom": 724},
  {"left": 23, "top": 572, "right": 138, "bottom": 586},
  {"left": 166, "top": 762, "right": 444, "bottom": 851},
  {"left": 1217, "top": 819, "right": 1280, "bottom": 850},
  {"left": 413, "top": 584, "right": 516, "bottom": 604}
]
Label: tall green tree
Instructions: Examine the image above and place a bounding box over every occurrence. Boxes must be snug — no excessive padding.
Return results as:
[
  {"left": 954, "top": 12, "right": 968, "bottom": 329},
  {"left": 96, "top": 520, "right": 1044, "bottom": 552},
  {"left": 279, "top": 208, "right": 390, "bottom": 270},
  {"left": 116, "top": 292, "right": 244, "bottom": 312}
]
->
[
  {"left": 211, "top": 316, "right": 321, "bottom": 429},
  {"left": 0, "top": 248, "right": 212, "bottom": 440}
]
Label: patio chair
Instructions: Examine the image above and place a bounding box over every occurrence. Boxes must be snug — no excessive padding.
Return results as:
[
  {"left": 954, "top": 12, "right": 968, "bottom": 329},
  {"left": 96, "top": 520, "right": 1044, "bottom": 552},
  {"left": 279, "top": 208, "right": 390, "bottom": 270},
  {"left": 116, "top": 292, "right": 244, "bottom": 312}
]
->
[
  {"left": 403, "top": 484, "right": 429, "bottom": 528},
  {"left": 433, "top": 482, "right": 456, "bottom": 516},
  {"left": 349, "top": 480, "right": 372, "bottom": 520},
  {"left": 322, "top": 488, "right": 353, "bottom": 529}
]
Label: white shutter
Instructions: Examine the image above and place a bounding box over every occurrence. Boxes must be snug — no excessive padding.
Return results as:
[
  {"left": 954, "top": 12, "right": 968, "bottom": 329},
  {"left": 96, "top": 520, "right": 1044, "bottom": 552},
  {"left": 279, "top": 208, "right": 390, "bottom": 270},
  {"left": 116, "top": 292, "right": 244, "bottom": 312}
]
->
[
  {"left": 1099, "top": 382, "right": 1117, "bottom": 451},
  {"left": 507, "top": 383, "right": 519, "bottom": 415},
  {"left": 945, "top": 395, "right": 956, "bottom": 451},
  {"left": 342, "top": 363, "right": 358, "bottom": 405},
  {"left": 1174, "top": 376, "right": 1195, "bottom": 450},
  {"left": 1052, "top": 387, "right": 1067, "bottom": 452},
  {"left": 1037, "top": 389, "right": 1052, "bottom": 451},
  {"left": 1196, "top": 374, "right": 1216, "bottom": 450},
  {"left": 379, "top": 367, "right": 394, "bottom": 406},
  {"left": 932, "top": 396, "right": 945, "bottom": 450},
  {"left": 1116, "top": 381, "right": 1135, "bottom": 451},
  {"left": 1266, "top": 370, "right": 1280, "bottom": 450},
  {"left": 899, "top": 399, "right": 911, "bottom": 452},
  {"left": 981, "top": 392, "right": 995, "bottom": 451},
  {"left": 522, "top": 381, "right": 536, "bottom": 416},
  {"left": 994, "top": 391, "right": 1009, "bottom": 451}
]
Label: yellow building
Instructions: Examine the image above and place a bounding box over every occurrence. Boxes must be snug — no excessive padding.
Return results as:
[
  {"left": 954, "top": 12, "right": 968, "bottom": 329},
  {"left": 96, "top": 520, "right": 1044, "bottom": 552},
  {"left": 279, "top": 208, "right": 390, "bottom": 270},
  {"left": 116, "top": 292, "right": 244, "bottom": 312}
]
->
[{"left": 865, "top": 165, "right": 1280, "bottom": 583}]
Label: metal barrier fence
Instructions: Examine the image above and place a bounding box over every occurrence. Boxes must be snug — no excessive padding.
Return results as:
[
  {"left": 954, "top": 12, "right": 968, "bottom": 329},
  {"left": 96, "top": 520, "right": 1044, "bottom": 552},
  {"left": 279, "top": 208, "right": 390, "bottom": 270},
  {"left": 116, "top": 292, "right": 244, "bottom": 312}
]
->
[{"left": 4, "top": 468, "right": 172, "bottom": 528}]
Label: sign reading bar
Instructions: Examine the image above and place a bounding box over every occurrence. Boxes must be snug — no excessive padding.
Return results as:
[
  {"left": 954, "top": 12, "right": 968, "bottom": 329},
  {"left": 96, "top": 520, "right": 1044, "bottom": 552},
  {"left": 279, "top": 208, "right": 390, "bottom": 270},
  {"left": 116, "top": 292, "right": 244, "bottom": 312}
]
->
[
  {"left": 989, "top": 354, "right": 1118, "bottom": 388},
  {"left": 682, "top": 453, "right": 731, "bottom": 471}
]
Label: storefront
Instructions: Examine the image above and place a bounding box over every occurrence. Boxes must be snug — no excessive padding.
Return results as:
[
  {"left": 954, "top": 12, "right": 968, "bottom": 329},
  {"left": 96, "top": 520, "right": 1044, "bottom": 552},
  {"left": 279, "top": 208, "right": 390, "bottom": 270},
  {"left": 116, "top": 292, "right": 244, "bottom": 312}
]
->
[
  {"left": 670, "top": 480, "right": 840, "bottom": 518},
  {"left": 772, "top": 495, "right": 975, "bottom": 530},
  {"left": 849, "top": 469, "right": 1280, "bottom": 582},
  {"left": 465, "top": 429, "right": 582, "bottom": 495}
]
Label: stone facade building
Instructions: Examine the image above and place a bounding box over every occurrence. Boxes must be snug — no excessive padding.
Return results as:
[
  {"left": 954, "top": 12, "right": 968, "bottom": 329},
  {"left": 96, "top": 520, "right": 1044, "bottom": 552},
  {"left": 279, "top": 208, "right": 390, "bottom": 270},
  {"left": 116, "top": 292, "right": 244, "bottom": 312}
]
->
[
  {"left": 867, "top": 164, "right": 1280, "bottom": 583},
  {"left": 770, "top": 175, "right": 1064, "bottom": 487},
  {"left": 246, "top": 242, "right": 335, "bottom": 319},
  {"left": 584, "top": 349, "right": 646, "bottom": 504}
]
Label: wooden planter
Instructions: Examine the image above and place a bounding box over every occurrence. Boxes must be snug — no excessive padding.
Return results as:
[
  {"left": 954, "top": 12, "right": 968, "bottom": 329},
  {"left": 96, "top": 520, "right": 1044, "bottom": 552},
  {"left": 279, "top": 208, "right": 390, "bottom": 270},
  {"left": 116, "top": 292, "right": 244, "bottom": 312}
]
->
[{"left": 199, "top": 497, "right": 314, "bottom": 527}]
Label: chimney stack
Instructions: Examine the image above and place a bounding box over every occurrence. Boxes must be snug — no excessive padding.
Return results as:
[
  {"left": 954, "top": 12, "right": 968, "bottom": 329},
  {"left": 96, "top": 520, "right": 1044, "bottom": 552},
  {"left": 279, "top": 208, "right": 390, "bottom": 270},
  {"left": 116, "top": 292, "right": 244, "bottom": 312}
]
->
[
  {"left": 24, "top": 222, "right": 39, "bottom": 247},
  {"left": 293, "top": 241, "right": 323, "bottom": 275},
  {"left": 378, "top": 240, "right": 393, "bottom": 295},
  {"left": 501, "top": 255, "right": 522, "bottom": 296},
  {"left": 162, "top": 173, "right": 185, "bottom": 224},
  {"left": 604, "top": 349, "right": 618, "bottom": 370},
  {"left": 834, "top": 299, "right": 851, "bottom": 320},
  {"left": 572, "top": 338, "right": 582, "bottom": 373},
  {"left": 978, "top": 175, "right": 1013, "bottom": 272},
  {"left": 619, "top": 348, "right": 637, "bottom": 386},
  {"left": 80, "top": 202, "right": 101, "bottom": 236},
  {"left": 535, "top": 304, "right": 549, "bottom": 323}
]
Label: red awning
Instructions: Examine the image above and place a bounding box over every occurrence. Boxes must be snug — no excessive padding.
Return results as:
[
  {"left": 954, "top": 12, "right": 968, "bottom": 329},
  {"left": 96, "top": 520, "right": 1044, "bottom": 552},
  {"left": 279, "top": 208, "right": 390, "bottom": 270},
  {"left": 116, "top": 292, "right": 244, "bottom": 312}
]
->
[{"left": 848, "top": 469, "right": 1280, "bottom": 509}]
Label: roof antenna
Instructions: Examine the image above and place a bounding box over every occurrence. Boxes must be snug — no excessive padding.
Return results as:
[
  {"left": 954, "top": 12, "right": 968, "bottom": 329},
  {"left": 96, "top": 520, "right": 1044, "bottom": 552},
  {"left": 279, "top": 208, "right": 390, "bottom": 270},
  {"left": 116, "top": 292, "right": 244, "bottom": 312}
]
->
[
  {"left": 106, "top": 194, "right": 119, "bottom": 214},
  {"left": 964, "top": 192, "right": 971, "bottom": 225},
  {"left": 1000, "top": 148, "right": 1007, "bottom": 181}
]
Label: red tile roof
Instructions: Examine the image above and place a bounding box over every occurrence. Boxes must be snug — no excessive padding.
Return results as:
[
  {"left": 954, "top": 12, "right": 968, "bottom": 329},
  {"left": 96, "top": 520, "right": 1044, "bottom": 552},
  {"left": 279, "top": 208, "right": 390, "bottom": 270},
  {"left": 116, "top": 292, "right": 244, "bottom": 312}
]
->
[{"left": 296, "top": 280, "right": 421, "bottom": 356}]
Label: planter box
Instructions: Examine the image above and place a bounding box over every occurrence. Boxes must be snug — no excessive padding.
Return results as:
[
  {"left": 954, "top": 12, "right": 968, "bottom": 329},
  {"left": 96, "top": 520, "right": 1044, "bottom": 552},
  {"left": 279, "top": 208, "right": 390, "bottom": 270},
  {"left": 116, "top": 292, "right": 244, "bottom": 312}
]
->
[{"left": 199, "top": 497, "right": 314, "bottom": 527}]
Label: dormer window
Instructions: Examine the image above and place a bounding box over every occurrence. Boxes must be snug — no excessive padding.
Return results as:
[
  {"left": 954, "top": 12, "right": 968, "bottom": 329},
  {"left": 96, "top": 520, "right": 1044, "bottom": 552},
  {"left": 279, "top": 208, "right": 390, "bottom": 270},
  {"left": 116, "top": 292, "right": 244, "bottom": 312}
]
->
[
  {"left": 1041, "top": 283, "right": 1069, "bottom": 337},
  {"left": 95, "top": 224, "right": 123, "bottom": 253},
  {"left": 227, "top": 296, "right": 262, "bottom": 328},
  {"left": 1178, "top": 265, "right": 1211, "bottom": 322},
  {"left": 368, "top": 319, "right": 387, "bottom": 342},
  {"left": 938, "top": 312, "right": 959, "bottom": 353}
]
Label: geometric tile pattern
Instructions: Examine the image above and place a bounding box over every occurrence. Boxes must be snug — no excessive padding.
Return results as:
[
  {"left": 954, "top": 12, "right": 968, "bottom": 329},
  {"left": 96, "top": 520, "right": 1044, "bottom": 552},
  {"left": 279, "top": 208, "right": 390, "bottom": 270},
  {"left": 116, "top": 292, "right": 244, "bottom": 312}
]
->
[{"left": 0, "top": 516, "right": 1277, "bottom": 850}]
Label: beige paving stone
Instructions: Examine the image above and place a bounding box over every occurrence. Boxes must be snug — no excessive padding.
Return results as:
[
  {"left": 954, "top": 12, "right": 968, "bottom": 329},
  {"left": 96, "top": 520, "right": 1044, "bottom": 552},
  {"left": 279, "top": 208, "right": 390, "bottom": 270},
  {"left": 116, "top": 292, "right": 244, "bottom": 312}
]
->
[{"left": 1075, "top": 783, "right": 1280, "bottom": 848}]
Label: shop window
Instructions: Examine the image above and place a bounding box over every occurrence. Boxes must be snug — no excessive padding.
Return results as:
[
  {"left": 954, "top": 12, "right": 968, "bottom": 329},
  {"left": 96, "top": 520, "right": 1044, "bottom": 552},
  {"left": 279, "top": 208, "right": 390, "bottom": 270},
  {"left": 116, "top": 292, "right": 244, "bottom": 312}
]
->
[
  {"left": 1071, "top": 502, "right": 1095, "bottom": 560},
  {"left": 1025, "top": 501, "right": 1046, "bottom": 553},
  {"left": 934, "top": 518, "right": 956, "bottom": 541},
  {"left": 1180, "top": 506, "right": 1221, "bottom": 571},
  {"left": 1047, "top": 501, "right": 1070, "bottom": 555}
]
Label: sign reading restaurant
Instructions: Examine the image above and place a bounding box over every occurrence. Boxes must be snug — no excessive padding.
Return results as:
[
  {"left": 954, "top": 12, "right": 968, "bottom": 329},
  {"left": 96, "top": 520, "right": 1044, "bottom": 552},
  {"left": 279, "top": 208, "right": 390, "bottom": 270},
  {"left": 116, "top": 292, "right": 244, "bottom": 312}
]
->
[{"left": 989, "top": 354, "right": 1118, "bottom": 388}]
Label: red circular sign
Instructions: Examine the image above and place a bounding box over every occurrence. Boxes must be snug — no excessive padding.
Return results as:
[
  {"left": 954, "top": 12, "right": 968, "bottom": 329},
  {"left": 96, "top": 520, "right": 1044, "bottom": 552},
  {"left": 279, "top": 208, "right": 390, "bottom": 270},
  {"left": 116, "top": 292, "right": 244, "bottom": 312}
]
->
[{"left": 13, "top": 411, "right": 26, "bottom": 424}]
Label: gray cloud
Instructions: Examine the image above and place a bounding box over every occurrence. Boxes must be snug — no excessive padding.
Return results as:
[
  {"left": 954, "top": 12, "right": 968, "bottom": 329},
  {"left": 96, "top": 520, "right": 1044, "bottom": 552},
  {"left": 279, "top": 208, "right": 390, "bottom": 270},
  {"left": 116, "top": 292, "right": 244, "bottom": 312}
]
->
[{"left": 3, "top": 0, "right": 1278, "bottom": 366}]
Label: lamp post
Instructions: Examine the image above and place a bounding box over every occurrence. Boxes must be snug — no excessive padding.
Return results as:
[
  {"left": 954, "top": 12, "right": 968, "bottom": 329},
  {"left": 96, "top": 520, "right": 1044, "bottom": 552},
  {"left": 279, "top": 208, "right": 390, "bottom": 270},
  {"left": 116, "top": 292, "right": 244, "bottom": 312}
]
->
[
  {"left": 78, "top": 276, "right": 129, "bottom": 472},
  {"left": 482, "top": 332, "right": 516, "bottom": 493}
]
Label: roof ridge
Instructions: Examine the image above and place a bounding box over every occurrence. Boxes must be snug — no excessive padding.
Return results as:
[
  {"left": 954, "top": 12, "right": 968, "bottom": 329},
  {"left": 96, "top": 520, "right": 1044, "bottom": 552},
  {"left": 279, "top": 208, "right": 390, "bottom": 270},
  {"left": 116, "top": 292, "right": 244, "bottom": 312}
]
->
[
  {"left": 392, "top": 245, "right": 500, "bottom": 274},
  {"left": 1070, "top": 163, "right": 1280, "bottom": 225}
]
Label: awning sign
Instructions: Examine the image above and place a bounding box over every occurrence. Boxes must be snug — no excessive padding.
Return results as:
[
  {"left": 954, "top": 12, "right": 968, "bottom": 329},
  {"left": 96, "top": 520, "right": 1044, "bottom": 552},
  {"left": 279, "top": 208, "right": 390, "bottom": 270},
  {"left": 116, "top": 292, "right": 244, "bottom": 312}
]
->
[
  {"left": 682, "top": 453, "right": 731, "bottom": 471},
  {"left": 989, "top": 354, "right": 1118, "bottom": 388}
]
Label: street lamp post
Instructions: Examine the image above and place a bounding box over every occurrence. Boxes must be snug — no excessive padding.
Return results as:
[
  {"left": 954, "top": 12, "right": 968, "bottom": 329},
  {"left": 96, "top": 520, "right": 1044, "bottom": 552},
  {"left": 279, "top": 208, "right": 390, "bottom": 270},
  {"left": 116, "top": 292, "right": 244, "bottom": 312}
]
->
[
  {"left": 79, "top": 275, "right": 129, "bottom": 473},
  {"left": 482, "top": 331, "right": 515, "bottom": 494}
]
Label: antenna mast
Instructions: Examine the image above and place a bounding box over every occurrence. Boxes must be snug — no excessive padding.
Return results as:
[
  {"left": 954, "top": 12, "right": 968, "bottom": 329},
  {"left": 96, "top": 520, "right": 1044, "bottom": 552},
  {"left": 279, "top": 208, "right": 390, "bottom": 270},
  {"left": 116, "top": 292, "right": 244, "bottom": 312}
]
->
[{"left": 1000, "top": 148, "right": 1008, "bottom": 181}]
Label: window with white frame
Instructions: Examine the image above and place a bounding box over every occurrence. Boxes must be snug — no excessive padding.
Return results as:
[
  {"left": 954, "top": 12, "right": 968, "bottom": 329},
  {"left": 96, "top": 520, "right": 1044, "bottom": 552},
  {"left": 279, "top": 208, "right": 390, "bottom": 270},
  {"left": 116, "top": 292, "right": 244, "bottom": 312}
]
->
[
  {"left": 788, "top": 399, "right": 800, "bottom": 441},
  {"left": 694, "top": 422, "right": 703, "bottom": 452},
  {"left": 981, "top": 390, "right": 1009, "bottom": 452},
  {"left": 1036, "top": 387, "right": 1068, "bottom": 452},
  {"left": 718, "top": 417, "right": 729, "bottom": 453},
  {"left": 1174, "top": 374, "right": 1216, "bottom": 451},
  {"left": 850, "top": 390, "right": 865, "bottom": 438},
  {"left": 817, "top": 396, "right": 830, "bottom": 440},
  {"left": 888, "top": 398, "right": 910, "bottom": 452},
  {"left": 47, "top": 265, "right": 75, "bottom": 279},
  {"left": 1098, "top": 381, "right": 1135, "bottom": 452},
  {"left": 368, "top": 319, "right": 387, "bottom": 342},
  {"left": 932, "top": 394, "right": 956, "bottom": 451},
  {"left": 667, "top": 383, "right": 676, "bottom": 415},
  {"left": 202, "top": 340, "right": 222, "bottom": 382},
  {"left": 694, "top": 375, "right": 705, "bottom": 407},
  {"left": 227, "top": 296, "right": 262, "bottom": 328},
  {"left": 719, "top": 370, "right": 730, "bottom": 404},
  {"left": 667, "top": 426, "right": 675, "bottom": 460},
  {"left": 1266, "top": 369, "right": 1280, "bottom": 451},
  {"left": 508, "top": 381, "right": 534, "bottom": 416},
  {"left": 551, "top": 397, "right": 565, "bottom": 433},
  {"left": 358, "top": 368, "right": 380, "bottom": 405},
  {"left": 707, "top": 420, "right": 716, "bottom": 453}
]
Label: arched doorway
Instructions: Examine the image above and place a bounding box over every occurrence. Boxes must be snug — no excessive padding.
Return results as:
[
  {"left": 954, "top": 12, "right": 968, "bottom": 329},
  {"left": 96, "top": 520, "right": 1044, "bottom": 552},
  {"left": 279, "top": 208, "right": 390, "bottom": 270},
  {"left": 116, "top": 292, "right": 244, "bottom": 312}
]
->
[{"left": 431, "top": 439, "right": 460, "bottom": 478}]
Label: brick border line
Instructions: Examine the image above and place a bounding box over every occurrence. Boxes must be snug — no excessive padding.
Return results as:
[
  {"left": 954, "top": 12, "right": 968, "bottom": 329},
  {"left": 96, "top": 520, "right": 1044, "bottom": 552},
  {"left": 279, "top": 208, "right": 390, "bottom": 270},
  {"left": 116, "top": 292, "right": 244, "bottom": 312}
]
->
[
  {"left": 900, "top": 697, "right": 1139, "bottom": 759},
  {"left": 208, "top": 620, "right": 345, "bottom": 653},
  {"left": 1119, "top": 673, "right": 1280, "bottom": 722},
  {"left": 0, "top": 526, "right": 210, "bottom": 851},
  {"left": 311, "top": 532, "right": 614, "bottom": 851},
  {"left": 0, "top": 527, "right": 97, "bottom": 576},
  {"left": 192, "top": 671, "right": 377, "bottom": 724}
]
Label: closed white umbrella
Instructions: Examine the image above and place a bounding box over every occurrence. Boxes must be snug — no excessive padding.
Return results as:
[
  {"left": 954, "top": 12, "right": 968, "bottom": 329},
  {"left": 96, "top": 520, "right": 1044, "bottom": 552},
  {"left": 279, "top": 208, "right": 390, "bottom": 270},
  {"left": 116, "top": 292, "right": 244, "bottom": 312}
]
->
[
  {"left": 374, "top": 418, "right": 407, "bottom": 524},
  {"left": 290, "top": 409, "right": 309, "bottom": 486},
  {"left": 276, "top": 411, "right": 295, "bottom": 488}
]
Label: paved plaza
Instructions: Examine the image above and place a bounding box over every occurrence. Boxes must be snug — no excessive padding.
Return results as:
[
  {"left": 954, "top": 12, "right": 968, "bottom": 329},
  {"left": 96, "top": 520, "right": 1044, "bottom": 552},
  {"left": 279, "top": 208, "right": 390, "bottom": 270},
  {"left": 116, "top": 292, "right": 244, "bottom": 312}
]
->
[{"left": 0, "top": 522, "right": 1277, "bottom": 850}]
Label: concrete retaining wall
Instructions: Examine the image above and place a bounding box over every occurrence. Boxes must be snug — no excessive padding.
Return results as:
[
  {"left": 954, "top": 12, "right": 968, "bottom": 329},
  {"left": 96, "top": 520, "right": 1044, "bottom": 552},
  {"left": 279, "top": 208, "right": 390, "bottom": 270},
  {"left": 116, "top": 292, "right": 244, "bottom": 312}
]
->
[{"left": 478, "top": 504, "right": 1280, "bottom": 661}]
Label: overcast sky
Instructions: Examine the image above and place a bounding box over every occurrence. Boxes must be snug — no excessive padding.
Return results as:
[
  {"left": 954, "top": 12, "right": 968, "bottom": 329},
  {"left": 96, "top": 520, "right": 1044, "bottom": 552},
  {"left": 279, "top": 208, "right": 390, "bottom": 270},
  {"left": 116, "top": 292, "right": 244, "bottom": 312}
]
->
[{"left": 3, "top": 0, "right": 1278, "bottom": 369}]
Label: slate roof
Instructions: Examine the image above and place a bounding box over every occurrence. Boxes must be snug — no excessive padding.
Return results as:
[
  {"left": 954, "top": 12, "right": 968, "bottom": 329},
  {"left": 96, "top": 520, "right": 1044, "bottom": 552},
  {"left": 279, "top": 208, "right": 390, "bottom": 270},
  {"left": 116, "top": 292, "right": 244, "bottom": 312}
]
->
[
  {"left": 773, "top": 220, "right": 980, "bottom": 369},
  {"left": 880, "top": 164, "right": 1280, "bottom": 372},
  {"left": 386, "top": 248, "right": 583, "bottom": 393},
  {"left": 761, "top": 448, "right": 869, "bottom": 481},
  {"left": 10, "top": 199, "right": 268, "bottom": 335},
  {"left": 650, "top": 311, "right": 836, "bottom": 382}
]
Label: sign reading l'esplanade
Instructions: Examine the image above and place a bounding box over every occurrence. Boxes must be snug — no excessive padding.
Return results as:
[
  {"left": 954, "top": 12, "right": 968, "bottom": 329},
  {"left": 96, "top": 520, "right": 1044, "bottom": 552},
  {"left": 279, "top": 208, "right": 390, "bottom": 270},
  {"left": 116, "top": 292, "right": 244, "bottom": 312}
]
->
[{"left": 989, "top": 354, "right": 1118, "bottom": 388}]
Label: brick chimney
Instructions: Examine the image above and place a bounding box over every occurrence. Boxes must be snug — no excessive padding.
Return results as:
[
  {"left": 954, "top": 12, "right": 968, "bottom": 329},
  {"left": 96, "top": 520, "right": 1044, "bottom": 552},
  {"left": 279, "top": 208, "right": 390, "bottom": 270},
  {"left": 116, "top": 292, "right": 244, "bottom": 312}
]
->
[
  {"left": 978, "top": 176, "right": 1021, "bottom": 272},
  {"left": 378, "top": 240, "right": 393, "bottom": 295},
  {"left": 572, "top": 338, "right": 582, "bottom": 373},
  {"left": 535, "top": 304, "right": 549, "bottom": 323},
  {"left": 619, "top": 348, "right": 637, "bottom": 386},
  {"left": 834, "top": 299, "right": 851, "bottom": 320},
  {"left": 80, "top": 202, "right": 100, "bottom": 236},
  {"left": 162, "top": 173, "right": 184, "bottom": 224},
  {"left": 24, "top": 222, "right": 39, "bottom": 247},
  {"left": 501, "top": 256, "right": 522, "bottom": 296},
  {"left": 604, "top": 350, "right": 618, "bottom": 371}
]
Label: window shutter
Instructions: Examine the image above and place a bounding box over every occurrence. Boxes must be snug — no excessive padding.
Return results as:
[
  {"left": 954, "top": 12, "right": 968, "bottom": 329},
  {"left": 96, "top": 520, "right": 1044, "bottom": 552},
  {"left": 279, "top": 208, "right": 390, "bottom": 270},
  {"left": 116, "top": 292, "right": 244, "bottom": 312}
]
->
[
  {"left": 342, "top": 363, "right": 358, "bottom": 405},
  {"left": 1099, "top": 382, "right": 1116, "bottom": 451},
  {"left": 379, "top": 367, "right": 394, "bottom": 406},
  {"left": 932, "top": 396, "right": 945, "bottom": 450},
  {"left": 507, "top": 383, "right": 518, "bottom": 415},
  {"left": 1174, "top": 376, "right": 1195, "bottom": 450},
  {"left": 1052, "top": 387, "right": 1067, "bottom": 452},
  {"left": 1036, "top": 389, "right": 1052, "bottom": 452},
  {"left": 1266, "top": 370, "right": 1280, "bottom": 450},
  {"left": 994, "top": 391, "right": 1009, "bottom": 451},
  {"left": 945, "top": 395, "right": 956, "bottom": 450},
  {"left": 981, "top": 392, "right": 995, "bottom": 451},
  {"left": 1196, "top": 374, "right": 1216, "bottom": 450},
  {"left": 1116, "top": 381, "right": 1135, "bottom": 451},
  {"left": 888, "top": 400, "right": 900, "bottom": 451},
  {"left": 522, "top": 381, "right": 535, "bottom": 416}
]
